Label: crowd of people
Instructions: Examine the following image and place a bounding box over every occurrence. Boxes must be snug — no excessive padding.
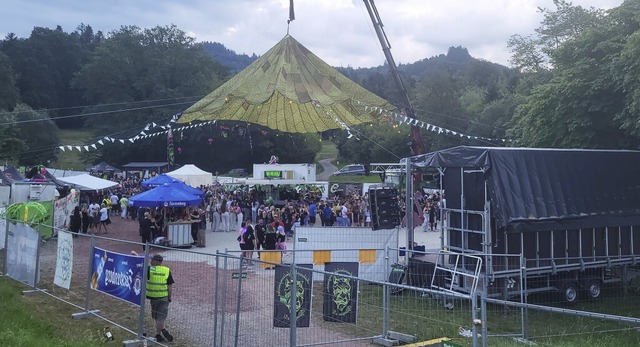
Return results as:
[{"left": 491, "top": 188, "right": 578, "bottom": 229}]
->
[{"left": 72, "top": 172, "right": 444, "bottom": 250}]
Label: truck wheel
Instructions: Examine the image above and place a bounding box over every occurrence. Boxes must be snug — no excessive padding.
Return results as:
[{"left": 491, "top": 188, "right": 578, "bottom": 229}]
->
[
  {"left": 563, "top": 282, "right": 579, "bottom": 303},
  {"left": 587, "top": 279, "right": 602, "bottom": 300}
]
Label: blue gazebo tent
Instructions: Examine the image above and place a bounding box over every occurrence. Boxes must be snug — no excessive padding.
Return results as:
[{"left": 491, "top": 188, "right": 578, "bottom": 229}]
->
[
  {"left": 141, "top": 175, "right": 205, "bottom": 197},
  {"left": 128, "top": 183, "right": 203, "bottom": 208}
]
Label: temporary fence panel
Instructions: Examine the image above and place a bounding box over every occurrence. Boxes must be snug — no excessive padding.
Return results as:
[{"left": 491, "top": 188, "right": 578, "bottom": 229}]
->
[{"left": 294, "top": 226, "right": 399, "bottom": 282}]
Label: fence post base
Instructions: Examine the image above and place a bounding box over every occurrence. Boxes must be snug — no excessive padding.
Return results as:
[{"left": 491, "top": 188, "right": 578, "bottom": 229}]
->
[
  {"left": 122, "top": 339, "right": 144, "bottom": 347},
  {"left": 372, "top": 337, "right": 399, "bottom": 346},
  {"left": 388, "top": 331, "right": 416, "bottom": 343},
  {"left": 22, "top": 289, "right": 45, "bottom": 296},
  {"left": 71, "top": 309, "right": 100, "bottom": 319}
]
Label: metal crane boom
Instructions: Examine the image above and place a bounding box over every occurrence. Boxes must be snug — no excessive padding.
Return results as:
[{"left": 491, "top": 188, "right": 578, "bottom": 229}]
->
[{"left": 362, "top": 0, "right": 424, "bottom": 156}]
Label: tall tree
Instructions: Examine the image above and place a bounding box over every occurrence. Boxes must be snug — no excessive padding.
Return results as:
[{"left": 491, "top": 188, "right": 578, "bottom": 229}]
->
[
  {"left": 72, "top": 25, "right": 230, "bottom": 164},
  {"left": 510, "top": 0, "right": 640, "bottom": 149},
  {"left": 13, "top": 105, "right": 61, "bottom": 165},
  {"left": 0, "top": 26, "right": 94, "bottom": 128},
  {"left": 0, "top": 51, "right": 19, "bottom": 111}
]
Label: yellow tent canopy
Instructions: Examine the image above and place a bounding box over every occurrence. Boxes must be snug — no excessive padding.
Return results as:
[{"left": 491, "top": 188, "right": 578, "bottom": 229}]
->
[{"left": 178, "top": 35, "right": 395, "bottom": 133}]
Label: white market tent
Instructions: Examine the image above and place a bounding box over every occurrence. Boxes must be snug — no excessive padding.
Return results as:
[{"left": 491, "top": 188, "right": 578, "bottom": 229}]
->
[
  {"left": 57, "top": 174, "right": 118, "bottom": 191},
  {"left": 166, "top": 164, "right": 213, "bottom": 187}
]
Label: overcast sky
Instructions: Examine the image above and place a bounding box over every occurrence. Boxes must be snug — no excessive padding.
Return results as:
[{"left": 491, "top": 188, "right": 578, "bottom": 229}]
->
[{"left": 0, "top": 0, "right": 624, "bottom": 68}]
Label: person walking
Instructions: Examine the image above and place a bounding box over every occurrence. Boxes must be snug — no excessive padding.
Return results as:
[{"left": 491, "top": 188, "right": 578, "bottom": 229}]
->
[
  {"left": 212, "top": 199, "right": 221, "bottom": 232},
  {"left": 119, "top": 195, "right": 128, "bottom": 220},
  {"left": 89, "top": 201, "right": 100, "bottom": 231},
  {"left": 97, "top": 203, "right": 109, "bottom": 234},
  {"left": 81, "top": 204, "right": 90, "bottom": 235},
  {"left": 69, "top": 206, "right": 81, "bottom": 238},
  {"left": 189, "top": 208, "right": 201, "bottom": 246},
  {"left": 140, "top": 212, "right": 153, "bottom": 251},
  {"left": 146, "top": 254, "right": 174, "bottom": 343},
  {"left": 220, "top": 199, "right": 230, "bottom": 232}
]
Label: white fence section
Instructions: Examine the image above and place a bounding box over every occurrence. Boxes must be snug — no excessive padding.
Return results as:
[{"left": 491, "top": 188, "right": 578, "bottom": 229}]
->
[{"left": 293, "top": 226, "right": 399, "bottom": 282}]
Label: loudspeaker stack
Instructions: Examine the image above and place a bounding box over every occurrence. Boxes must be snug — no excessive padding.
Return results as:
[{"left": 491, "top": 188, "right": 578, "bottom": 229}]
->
[{"left": 369, "top": 187, "right": 401, "bottom": 230}]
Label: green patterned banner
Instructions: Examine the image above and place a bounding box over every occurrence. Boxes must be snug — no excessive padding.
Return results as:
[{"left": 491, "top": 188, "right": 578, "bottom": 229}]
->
[{"left": 323, "top": 262, "right": 359, "bottom": 323}]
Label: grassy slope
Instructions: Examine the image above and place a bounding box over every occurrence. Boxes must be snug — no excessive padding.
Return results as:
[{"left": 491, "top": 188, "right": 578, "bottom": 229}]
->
[{"left": 51, "top": 129, "right": 93, "bottom": 170}]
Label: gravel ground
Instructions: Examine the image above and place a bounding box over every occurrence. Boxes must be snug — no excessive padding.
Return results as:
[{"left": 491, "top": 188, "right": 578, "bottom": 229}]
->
[{"left": 34, "top": 216, "right": 442, "bottom": 346}]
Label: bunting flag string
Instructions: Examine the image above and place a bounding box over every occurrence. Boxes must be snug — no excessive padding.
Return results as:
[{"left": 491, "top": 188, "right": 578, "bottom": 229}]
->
[
  {"left": 56, "top": 113, "right": 217, "bottom": 152},
  {"left": 358, "top": 101, "right": 508, "bottom": 143},
  {"left": 56, "top": 97, "right": 506, "bottom": 154}
]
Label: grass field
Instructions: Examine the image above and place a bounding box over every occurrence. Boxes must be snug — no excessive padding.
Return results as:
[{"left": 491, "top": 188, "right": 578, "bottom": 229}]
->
[
  {"left": 314, "top": 141, "right": 339, "bottom": 162},
  {"left": 0, "top": 276, "right": 127, "bottom": 347},
  {"left": 3, "top": 269, "right": 640, "bottom": 346}
]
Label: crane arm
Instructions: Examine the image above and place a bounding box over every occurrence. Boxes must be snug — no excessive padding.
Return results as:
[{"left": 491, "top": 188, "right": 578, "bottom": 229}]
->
[{"left": 362, "top": 0, "right": 424, "bottom": 156}]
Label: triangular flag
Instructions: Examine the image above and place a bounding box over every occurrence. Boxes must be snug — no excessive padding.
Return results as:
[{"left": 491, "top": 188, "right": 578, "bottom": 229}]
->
[
  {"left": 98, "top": 140, "right": 104, "bottom": 145},
  {"left": 119, "top": 139, "right": 125, "bottom": 144},
  {"left": 84, "top": 146, "right": 89, "bottom": 151},
  {"left": 58, "top": 146, "right": 65, "bottom": 151},
  {"left": 75, "top": 146, "right": 81, "bottom": 151},
  {"left": 91, "top": 144, "right": 97, "bottom": 149},
  {"left": 67, "top": 145, "right": 73, "bottom": 150}
]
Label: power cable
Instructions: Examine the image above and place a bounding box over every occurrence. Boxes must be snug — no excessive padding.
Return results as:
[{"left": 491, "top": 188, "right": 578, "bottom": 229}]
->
[
  {"left": 0, "top": 100, "right": 197, "bottom": 126},
  {"left": 0, "top": 95, "right": 204, "bottom": 117}
]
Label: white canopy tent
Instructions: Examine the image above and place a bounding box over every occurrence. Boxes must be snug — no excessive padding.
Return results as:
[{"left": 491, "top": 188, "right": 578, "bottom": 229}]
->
[
  {"left": 166, "top": 164, "right": 213, "bottom": 187},
  {"left": 57, "top": 174, "right": 118, "bottom": 191}
]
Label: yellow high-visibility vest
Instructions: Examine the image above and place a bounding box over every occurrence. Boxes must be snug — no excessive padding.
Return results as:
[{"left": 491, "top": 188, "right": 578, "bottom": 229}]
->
[{"left": 147, "top": 266, "right": 170, "bottom": 298}]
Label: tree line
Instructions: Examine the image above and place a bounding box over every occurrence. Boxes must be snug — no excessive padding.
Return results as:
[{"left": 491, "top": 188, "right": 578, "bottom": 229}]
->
[{"left": 0, "top": 0, "right": 639, "bottom": 171}]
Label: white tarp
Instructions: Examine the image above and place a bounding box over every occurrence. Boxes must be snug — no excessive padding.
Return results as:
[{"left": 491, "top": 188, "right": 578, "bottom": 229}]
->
[
  {"left": 54, "top": 230, "right": 73, "bottom": 289},
  {"left": 166, "top": 164, "right": 213, "bottom": 187},
  {"left": 57, "top": 174, "right": 118, "bottom": 191},
  {"left": 45, "top": 168, "right": 87, "bottom": 178},
  {"left": 6, "top": 222, "right": 40, "bottom": 287}
]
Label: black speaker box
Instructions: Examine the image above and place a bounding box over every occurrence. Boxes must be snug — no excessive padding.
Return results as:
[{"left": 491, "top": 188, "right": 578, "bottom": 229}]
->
[{"left": 372, "top": 188, "right": 397, "bottom": 199}]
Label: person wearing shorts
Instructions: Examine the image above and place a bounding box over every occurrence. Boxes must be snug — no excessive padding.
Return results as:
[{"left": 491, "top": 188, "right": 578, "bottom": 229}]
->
[{"left": 147, "top": 254, "right": 175, "bottom": 343}]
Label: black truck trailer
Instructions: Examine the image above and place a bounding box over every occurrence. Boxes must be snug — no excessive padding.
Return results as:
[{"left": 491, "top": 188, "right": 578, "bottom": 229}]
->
[{"left": 405, "top": 146, "right": 640, "bottom": 302}]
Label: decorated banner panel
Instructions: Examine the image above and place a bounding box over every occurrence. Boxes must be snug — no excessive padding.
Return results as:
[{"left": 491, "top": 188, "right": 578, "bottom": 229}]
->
[
  {"left": 54, "top": 231, "right": 73, "bottom": 289},
  {"left": 6, "top": 222, "right": 40, "bottom": 287},
  {"left": 273, "top": 264, "right": 313, "bottom": 328},
  {"left": 53, "top": 190, "right": 79, "bottom": 230},
  {"left": 328, "top": 183, "right": 363, "bottom": 197},
  {"left": 323, "top": 262, "right": 359, "bottom": 323},
  {"left": 91, "top": 247, "right": 145, "bottom": 305}
]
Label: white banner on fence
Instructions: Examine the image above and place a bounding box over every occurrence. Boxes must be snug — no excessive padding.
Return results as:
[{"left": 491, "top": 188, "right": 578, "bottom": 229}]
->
[
  {"left": 6, "top": 222, "right": 40, "bottom": 287},
  {"left": 0, "top": 207, "right": 6, "bottom": 249},
  {"left": 53, "top": 190, "right": 79, "bottom": 230},
  {"left": 54, "top": 230, "right": 73, "bottom": 289}
]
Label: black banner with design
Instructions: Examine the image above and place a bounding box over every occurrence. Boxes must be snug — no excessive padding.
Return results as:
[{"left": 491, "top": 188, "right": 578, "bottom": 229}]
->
[
  {"left": 329, "top": 183, "right": 363, "bottom": 197},
  {"left": 323, "top": 262, "right": 359, "bottom": 323},
  {"left": 273, "top": 264, "right": 313, "bottom": 328}
]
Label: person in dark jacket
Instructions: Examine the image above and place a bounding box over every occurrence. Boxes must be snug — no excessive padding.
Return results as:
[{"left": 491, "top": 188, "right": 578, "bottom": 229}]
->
[
  {"left": 69, "top": 206, "right": 82, "bottom": 238},
  {"left": 80, "top": 204, "right": 90, "bottom": 234},
  {"left": 263, "top": 225, "right": 277, "bottom": 250},
  {"left": 140, "top": 212, "right": 153, "bottom": 251},
  {"left": 254, "top": 219, "right": 266, "bottom": 255}
]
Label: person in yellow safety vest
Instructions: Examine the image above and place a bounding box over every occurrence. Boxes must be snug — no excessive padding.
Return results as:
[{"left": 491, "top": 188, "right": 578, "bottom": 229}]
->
[
  {"left": 146, "top": 254, "right": 175, "bottom": 342},
  {"left": 102, "top": 196, "right": 112, "bottom": 214}
]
